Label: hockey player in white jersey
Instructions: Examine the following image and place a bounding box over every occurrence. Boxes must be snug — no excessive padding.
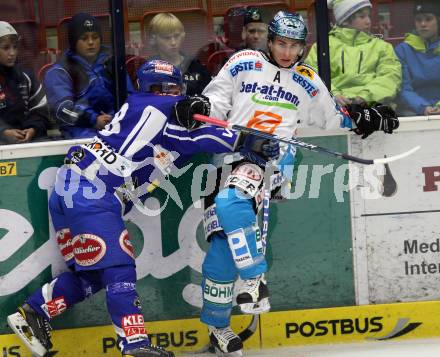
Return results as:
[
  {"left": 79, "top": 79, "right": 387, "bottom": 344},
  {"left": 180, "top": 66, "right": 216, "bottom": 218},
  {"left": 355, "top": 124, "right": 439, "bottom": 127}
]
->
[{"left": 198, "top": 10, "right": 399, "bottom": 356}]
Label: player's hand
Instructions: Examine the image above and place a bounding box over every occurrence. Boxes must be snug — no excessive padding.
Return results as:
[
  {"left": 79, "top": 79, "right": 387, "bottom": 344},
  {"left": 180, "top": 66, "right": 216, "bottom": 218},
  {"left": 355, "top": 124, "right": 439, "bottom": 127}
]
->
[
  {"left": 335, "top": 95, "right": 352, "bottom": 107},
  {"left": 173, "top": 94, "right": 211, "bottom": 129},
  {"left": 238, "top": 133, "right": 280, "bottom": 166},
  {"left": 351, "top": 96, "right": 367, "bottom": 106},
  {"left": 96, "top": 113, "right": 112, "bottom": 129},
  {"left": 348, "top": 103, "right": 399, "bottom": 139}
]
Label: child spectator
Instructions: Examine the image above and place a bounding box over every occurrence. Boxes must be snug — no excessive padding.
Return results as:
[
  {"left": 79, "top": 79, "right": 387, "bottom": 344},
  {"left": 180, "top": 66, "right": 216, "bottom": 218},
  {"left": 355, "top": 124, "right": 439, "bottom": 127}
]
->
[
  {"left": 305, "top": 0, "right": 402, "bottom": 107},
  {"left": 0, "top": 21, "right": 49, "bottom": 144},
  {"left": 44, "top": 12, "right": 134, "bottom": 139},
  {"left": 146, "top": 12, "right": 211, "bottom": 95},
  {"left": 395, "top": 0, "right": 440, "bottom": 116}
]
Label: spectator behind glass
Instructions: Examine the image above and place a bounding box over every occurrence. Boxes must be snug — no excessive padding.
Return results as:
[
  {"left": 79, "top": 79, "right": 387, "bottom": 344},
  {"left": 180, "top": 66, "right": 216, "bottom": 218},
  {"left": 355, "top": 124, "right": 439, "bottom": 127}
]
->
[
  {"left": 44, "top": 13, "right": 134, "bottom": 139},
  {"left": 0, "top": 21, "right": 49, "bottom": 144},
  {"left": 146, "top": 12, "right": 211, "bottom": 95},
  {"left": 241, "top": 7, "right": 268, "bottom": 51},
  {"left": 395, "top": 0, "right": 440, "bottom": 116},
  {"left": 305, "top": 0, "right": 402, "bottom": 107}
]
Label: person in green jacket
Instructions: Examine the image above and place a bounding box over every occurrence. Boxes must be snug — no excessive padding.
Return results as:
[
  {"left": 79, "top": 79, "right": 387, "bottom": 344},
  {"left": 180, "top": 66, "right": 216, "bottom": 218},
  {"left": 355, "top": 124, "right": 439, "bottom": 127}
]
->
[{"left": 305, "top": 0, "right": 402, "bottom": 108}]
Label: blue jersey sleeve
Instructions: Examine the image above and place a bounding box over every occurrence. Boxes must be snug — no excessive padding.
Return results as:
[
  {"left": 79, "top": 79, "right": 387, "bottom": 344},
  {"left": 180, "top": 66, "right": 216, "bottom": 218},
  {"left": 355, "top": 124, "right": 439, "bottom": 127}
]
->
[{"left": 163, "top": 122, "right": 239, "bottom": 154}]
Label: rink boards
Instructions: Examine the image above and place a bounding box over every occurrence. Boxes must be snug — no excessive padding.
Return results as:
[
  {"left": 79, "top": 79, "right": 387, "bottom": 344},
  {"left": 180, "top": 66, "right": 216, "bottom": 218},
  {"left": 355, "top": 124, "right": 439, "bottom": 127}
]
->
[
  {"left": 2, "top": 300, "right": 440, "bottom": 356},
  {"left": 2, "top": 121, "right": 440, "bottom": 356}
]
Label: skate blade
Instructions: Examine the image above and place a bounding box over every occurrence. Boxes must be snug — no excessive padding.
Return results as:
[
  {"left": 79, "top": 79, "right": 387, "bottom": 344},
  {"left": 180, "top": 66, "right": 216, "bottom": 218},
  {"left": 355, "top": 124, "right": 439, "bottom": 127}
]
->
[
  {"left": 239, "top": 298, "right": 270, "bottom": 314},
  {"left": 214, "top": 347, "right": 243, "bottom": 357},
  {"left": 7, "top": 312, "right": 48, "bottom": 357}
]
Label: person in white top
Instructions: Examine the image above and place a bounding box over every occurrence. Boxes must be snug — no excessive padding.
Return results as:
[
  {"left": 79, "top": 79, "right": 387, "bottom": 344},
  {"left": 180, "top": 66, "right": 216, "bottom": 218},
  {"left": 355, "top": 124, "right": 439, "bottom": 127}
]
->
[{"left": 192, "top": 10, "right": 399, "bottom": 356}]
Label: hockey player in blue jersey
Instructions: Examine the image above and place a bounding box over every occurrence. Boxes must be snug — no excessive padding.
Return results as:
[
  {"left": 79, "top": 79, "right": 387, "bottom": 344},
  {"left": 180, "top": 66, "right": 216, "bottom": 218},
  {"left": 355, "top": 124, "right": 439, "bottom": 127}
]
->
[{"left": 5, "top": 59, "right": 271, "bottom": 357}]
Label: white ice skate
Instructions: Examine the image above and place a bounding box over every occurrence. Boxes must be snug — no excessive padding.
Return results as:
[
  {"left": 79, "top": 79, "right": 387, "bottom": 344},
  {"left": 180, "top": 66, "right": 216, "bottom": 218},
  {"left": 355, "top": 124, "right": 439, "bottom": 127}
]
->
[
  {"left": 7, "top": 303, "right": 53, "bottom": 357},
  {"left": 236, "top": 274, "right": 270, "bottom": 315},
  {"left": 208, "top": 326, "right": 243, "bottom": 357}
]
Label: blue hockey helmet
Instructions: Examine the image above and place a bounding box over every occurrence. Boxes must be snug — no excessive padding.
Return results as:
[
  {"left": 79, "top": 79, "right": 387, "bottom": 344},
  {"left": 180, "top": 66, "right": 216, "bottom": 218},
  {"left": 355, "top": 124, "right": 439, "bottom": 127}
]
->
[
  {"left": 136, "top": 59, "right": 183, "bottom": 93},
  {"left": 268, "top": 11, "right": 308, "bottom": 41}
]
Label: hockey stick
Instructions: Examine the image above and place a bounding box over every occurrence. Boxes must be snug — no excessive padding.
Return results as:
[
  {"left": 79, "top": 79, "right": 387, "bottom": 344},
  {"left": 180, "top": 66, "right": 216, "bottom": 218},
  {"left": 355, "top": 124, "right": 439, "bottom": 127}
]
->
[
  {"left": 193, "top": 114, "right": 420, "bottom": 165},
  {"left": 192, "top": 315, "right": 259, "bottom": 354}
]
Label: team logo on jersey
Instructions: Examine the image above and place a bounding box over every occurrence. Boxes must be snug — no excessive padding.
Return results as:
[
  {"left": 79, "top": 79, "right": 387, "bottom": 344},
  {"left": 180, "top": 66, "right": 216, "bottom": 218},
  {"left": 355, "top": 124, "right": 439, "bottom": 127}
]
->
[
  {"left": 226, "top": 50, "right": 260, "bottom": 66},
  {"left": 153, "top": 144, "right": 176, "bottom": 175},
  {"left": 240, "top": 81, "right": 300, "bottom": 109},
  {"left": 85, "top": 139, "right": 118, "bottom": 165},
  {"left": 56, "top": 228, "right": 74, "bottom": 262},
  {"left": 229, "top": 60, "right": 263, "bottom": 77},
  {"left": 122, "top": 314, "right": 148, "bottom": 343},
  {"left": 292, "top": 73, "right": 319, "bottom": 98},
  {"left": 42, "top": 296, "right": 67, "bottom": 318},
  {"left": 72, "top": 234, "right": 106, "bottom": 266},
  {"left": 295, "top": 65, "right": 314, "bottom": 80},
  {"left": 247, "top": 110, "right": 283, "bottom": 134},
  {"left": 119, "top": 229, "right": 135, "bottom": 258}
]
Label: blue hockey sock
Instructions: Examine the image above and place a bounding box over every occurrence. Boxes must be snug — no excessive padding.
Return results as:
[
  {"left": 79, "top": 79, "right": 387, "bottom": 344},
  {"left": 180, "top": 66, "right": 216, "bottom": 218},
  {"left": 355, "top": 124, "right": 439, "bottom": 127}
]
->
[{"left": 201, "top": 235, "right": 237, "bottom": 327}]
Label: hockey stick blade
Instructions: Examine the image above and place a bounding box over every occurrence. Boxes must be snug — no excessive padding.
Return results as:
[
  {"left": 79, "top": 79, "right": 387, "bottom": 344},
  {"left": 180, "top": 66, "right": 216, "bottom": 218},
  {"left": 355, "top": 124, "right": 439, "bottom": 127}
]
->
[
  {"left": 193, "top": 114, "right": 421, "bottom": 165},
  {"left": 372, "top": 146, "right": 420, "bottom": 164},
  {"left": 238, "top": 314, "right": 259, "bottom": 342}
]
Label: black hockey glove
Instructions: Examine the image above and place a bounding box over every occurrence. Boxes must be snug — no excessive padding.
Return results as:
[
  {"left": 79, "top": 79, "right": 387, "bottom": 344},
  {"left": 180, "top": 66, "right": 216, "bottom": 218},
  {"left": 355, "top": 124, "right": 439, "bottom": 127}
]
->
[
  {"left": 348, "top": 103, "right": 399, "bottom": 139},
  {"left": 238, "top": 133, "right": 280, "bottom": 167},
  {"left": 173, "top": 94, "right": 211, "bottom": 129}
]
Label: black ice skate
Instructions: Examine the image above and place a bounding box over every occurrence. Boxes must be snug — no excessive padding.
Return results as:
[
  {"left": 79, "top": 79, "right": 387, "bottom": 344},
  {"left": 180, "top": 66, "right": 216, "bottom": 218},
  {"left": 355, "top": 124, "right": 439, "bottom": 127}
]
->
[
  {"left": 7, "top": 303, "right": 53, "bottom": 357},
  {"left": 122, "top": 344, "right": 175, "bottom": 357},
  {"left": 236, "top": 274, "right": 270, "bottom": 314},
  {"left": 208, "top": 326, "right": 243, "bottom": 357}
]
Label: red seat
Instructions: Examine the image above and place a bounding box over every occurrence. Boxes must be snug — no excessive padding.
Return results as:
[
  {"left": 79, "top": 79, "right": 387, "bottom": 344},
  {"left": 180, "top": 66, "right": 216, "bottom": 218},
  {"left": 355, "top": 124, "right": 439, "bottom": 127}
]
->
[
  {"left": 10, "top": 20, "right": 48, "bottom": 73},
  {"left": 1, "top": 0, "right": 35, "bottom": 22},
  {"left": 125, "top": 0, "right": 204, "bottom": 21},
  {"left": 373, "top": 0, "right": 415, "bottom": 39},
  {"left": 38, "top": 62, "right": 54, "bottom": 82},
  {"left": 209, "top": 0, "right": 290, "bottom": 16},
  {"left": 206, "top": 48, "right": 235, "bottom": 75},
  {"left": 38, "top": 0, "right": 110, "bottom": 27},
  {"left": 125, "top": 55, "right": 146, "bottom": 89}
]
